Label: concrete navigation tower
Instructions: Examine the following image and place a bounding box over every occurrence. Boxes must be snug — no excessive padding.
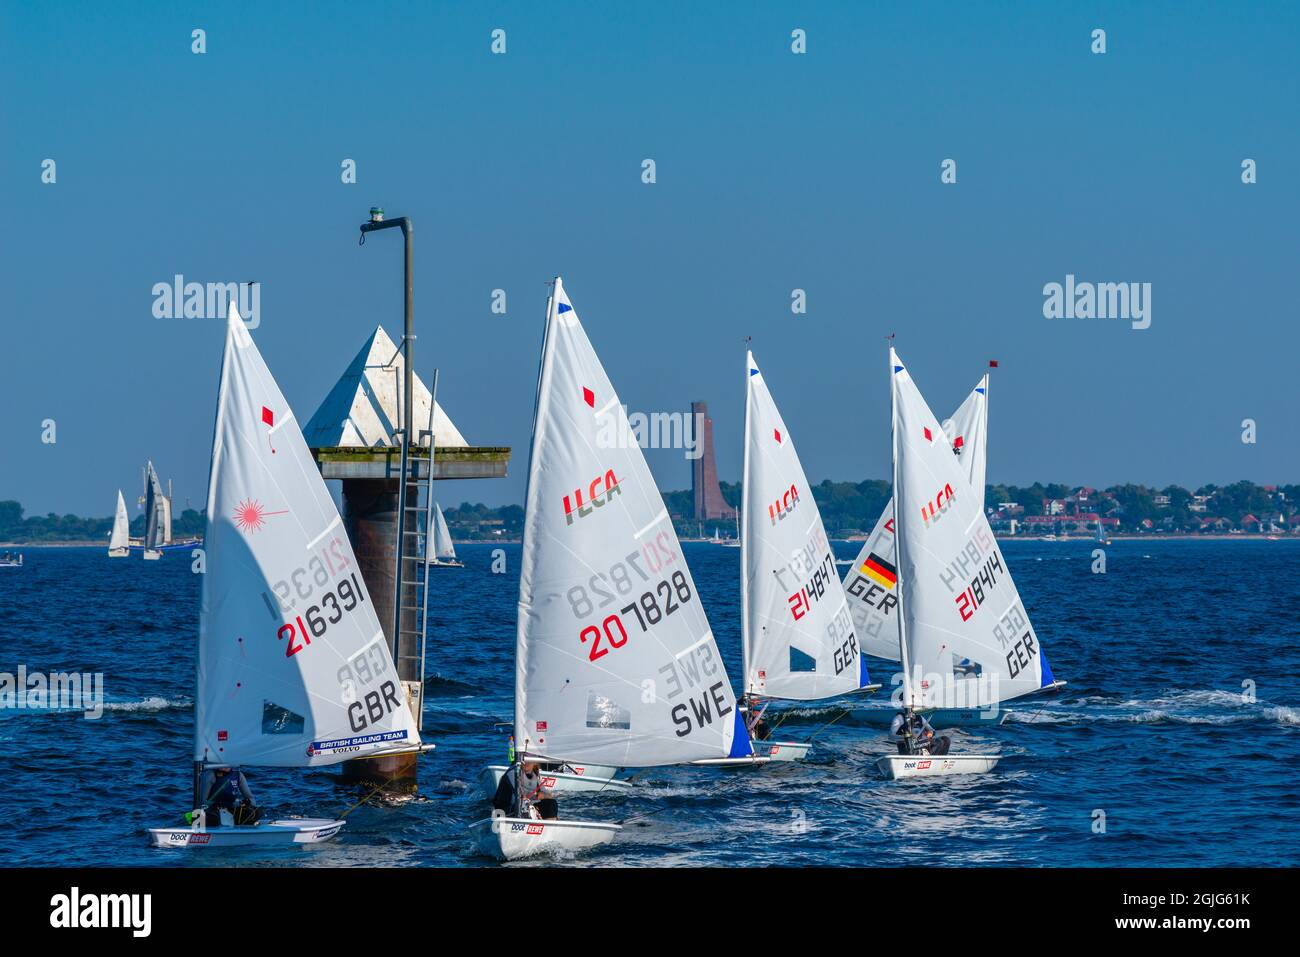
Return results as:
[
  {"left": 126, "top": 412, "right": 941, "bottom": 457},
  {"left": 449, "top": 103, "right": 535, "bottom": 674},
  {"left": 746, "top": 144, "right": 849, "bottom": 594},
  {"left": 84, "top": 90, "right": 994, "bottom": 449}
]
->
[{"left": 304, "top": 209, "right": 510, "bottom": 788}]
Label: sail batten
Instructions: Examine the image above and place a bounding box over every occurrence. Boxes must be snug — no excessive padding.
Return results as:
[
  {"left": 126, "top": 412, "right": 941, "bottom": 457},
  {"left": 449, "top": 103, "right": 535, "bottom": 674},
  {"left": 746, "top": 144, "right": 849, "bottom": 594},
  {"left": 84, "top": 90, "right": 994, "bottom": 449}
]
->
[
  {"left": 514, "top": 279, "right": 748, "bottom": 767},
  {"left": 194, "top": 304, "right": 419, "bottom": 768}
]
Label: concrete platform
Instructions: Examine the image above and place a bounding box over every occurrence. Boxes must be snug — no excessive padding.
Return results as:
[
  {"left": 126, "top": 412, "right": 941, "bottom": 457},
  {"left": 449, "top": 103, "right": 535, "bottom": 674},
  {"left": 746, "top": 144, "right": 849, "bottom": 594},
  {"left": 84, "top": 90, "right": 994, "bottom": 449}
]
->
[{"left": 312, "top": 446, "right": 511, "bottom": 481}]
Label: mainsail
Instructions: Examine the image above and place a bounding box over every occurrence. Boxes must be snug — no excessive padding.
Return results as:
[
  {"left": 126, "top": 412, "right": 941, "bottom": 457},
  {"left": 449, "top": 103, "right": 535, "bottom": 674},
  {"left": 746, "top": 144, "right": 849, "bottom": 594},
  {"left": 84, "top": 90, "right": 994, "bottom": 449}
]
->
[
  {"left": 844, "top": 374, "right": 990, "bottom": 661},
  {"left": 194, "top": 303, "right": 420, "bottom": 768},
  {"left": 742, "top": 352, "right": 866, "bottom": 699},
  {"left": 514, "top": 278, "right": 750, "bottom": 767},
  {"left": 890, "top": 349, "right": 1056, "bottom": 708},
  {"left": 144, "top": 461, "right": 167, "bottom": 551},
  {"left": 109, "top": 490, "right": 130, "bottom": 553},
  {"left": 431, "top": 503, "right": 456, "bottom": 560}
]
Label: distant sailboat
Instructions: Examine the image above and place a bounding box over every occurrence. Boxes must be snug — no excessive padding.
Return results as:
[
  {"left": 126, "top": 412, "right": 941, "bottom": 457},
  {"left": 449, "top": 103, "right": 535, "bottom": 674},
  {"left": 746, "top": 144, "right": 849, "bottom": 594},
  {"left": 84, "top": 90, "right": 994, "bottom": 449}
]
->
[
  {"left": 878, "top": 349, "right": 1065, "bottom": 779},
  {"left": 1096, "top": 519, "right": 1111, "bottom": 545},
  {"left": 108, "top": 490, "right": 130, "bottom": 557},
  {"left": 423, "top": 503, "right": 463, "bottom": 567},
  {"left": 721, "top": 510, "right": 741, "bottom": 547},
  {"left": 471, "top": 278, "right": 755, "bottom": 860},
  {"left": 147, "top": 303, "right": 422, "bottom": 848},
  {"left": 143, "top": 462, "right": 167, "bottom": 560},
  {"left": 739, "top": 352, "right": 878, "bottom": 762}
]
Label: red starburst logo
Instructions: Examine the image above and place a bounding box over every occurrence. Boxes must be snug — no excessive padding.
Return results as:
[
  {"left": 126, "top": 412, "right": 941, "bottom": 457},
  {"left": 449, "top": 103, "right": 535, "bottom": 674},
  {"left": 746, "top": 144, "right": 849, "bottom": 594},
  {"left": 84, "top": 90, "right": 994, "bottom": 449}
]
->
[
  {"left": 233, "top": 498, "right": 287, "bottom": 532},
  {"left": 234, "top": 499, "right": 266, "bottom": 531}
]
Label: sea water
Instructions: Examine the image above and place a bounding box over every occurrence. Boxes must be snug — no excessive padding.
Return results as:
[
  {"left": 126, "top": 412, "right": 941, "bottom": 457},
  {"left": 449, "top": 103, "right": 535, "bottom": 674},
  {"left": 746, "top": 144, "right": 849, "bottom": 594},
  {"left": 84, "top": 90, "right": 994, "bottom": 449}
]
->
[{"left": 0, "top": 539, "right": 1296, "bottom": 867}]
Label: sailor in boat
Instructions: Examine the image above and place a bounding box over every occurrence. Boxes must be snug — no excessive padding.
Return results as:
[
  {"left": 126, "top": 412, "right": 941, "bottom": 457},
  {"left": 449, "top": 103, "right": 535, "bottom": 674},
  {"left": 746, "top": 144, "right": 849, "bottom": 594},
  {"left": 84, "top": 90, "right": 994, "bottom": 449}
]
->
[
  {"left": 889, "top": 708, "right": 951, "bottom": 757},
  {"left": 196, "top": 766, "right": 262, "bottom": 827},
  {"left": 743, "top": 700, "right": 773, "bottom": 742},
  {"left": 491, "top": 761, "right": 558, "bottom": 821}
]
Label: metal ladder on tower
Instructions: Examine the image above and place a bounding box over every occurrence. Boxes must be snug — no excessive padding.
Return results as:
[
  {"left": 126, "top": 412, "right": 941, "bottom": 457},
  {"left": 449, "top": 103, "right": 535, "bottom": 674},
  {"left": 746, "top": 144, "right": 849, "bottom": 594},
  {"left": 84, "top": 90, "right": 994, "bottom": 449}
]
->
[{"left": 393, "top": 368, "right": 441, "bottom": 733}]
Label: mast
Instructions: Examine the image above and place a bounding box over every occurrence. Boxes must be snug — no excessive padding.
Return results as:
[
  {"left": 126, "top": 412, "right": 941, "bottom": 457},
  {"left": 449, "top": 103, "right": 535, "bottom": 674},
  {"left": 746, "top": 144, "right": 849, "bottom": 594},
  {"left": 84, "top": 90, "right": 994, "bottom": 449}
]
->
[
  {"left": 739, "top": 350, "right": 753, "bottom": 698},
  {"left": 889, "top": 348, "right": 915, "bottom": 709},
  {"left": 514, "top": 279, "right": 558, "bottom": 757}
]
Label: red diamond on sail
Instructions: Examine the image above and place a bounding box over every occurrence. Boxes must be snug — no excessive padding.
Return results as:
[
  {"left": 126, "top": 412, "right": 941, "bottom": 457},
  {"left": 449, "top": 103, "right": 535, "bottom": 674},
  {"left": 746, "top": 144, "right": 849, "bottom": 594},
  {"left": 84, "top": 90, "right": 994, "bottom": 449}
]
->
[
  {"left": 582, "top": 388, "right": 594, "bottom": 408},
  {"left": 952, "top": 435, "right": 964, "bottom": 449},
  {"left": 923, "top": 427, "right": 933, "bottom": 443},
  {"left": 774, "top": 429, "right": 782, "bottom": 444},
  {"left": 261, "top": 406, "right": 274, "bottom": 426}
]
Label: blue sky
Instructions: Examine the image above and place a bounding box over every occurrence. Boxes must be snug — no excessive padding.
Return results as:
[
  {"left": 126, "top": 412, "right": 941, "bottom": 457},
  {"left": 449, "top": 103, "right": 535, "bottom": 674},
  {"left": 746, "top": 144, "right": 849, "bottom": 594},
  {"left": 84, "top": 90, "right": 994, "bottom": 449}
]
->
[{"left": 2, "top": 1, "right": 1297, "bottom": 516}]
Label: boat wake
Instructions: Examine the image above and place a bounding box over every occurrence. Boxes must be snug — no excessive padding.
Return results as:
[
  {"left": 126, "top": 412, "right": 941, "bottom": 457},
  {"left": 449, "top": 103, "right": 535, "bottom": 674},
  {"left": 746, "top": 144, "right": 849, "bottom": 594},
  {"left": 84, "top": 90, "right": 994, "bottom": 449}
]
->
[{"left": 1004, "top": 688, "right": 1299, "bottom": 727}]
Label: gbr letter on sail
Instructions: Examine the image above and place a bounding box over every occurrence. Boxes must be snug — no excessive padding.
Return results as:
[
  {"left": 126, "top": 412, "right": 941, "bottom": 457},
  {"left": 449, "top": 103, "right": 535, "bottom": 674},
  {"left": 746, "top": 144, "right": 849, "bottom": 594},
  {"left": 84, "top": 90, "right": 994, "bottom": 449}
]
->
[
  {"left": 195, "top": 304, "right": 419, "bottom": 767},
  {"left": 891, "top": 350, "right": 1057, "bottom": 709},
  {"left": 514, "top": 279, "right": 750, "bottom": 766}
]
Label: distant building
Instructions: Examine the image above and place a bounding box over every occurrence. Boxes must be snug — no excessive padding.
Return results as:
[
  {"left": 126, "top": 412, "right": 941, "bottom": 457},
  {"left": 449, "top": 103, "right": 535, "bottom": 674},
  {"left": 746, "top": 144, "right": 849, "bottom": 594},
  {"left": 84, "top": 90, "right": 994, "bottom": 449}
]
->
[{"left": 690, "top": 401, "right": 736, "bottom": 522}]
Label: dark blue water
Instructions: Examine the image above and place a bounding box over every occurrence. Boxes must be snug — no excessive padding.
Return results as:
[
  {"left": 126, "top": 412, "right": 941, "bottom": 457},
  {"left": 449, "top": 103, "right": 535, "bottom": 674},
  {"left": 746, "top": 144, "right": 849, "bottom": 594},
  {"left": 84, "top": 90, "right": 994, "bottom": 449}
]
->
[{"left": 1, "top": 539, "right": 1297, "bottom": 867}]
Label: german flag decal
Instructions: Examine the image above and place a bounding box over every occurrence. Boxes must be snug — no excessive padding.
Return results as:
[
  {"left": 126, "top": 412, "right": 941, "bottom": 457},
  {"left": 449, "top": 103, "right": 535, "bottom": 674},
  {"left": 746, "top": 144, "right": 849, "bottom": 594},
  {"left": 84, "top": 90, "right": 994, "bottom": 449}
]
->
[{"left": 861, "top": 553, "right": 897, "bottom": 590}]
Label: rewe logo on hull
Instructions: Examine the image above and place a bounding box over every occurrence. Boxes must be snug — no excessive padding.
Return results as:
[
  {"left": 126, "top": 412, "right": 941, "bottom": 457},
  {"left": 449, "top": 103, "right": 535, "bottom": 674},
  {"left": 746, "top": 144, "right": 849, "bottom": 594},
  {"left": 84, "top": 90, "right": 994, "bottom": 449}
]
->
[
  {"left": 920, "top": 483, "right": 955, "bottom": 528},
  {"left": 768, "top": 484, "right": 800, "bottom": 525},
  {"left": 563, "top": 470, "right": 622, "bottom": 526}
]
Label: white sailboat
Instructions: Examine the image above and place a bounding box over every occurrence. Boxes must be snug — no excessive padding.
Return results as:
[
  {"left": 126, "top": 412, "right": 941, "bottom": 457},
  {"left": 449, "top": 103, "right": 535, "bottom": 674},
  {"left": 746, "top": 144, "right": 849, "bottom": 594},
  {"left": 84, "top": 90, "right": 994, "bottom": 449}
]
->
[
  {"left": 721, "top": 510, "right": 741, "bottom": 546},
  {"left": 142, "top": 461, "right": 167, "bottom": 560},
  {"left": 1096, "top": 519, "right": 1111, "bottom": 545},
  {"left": 108, "top": 490, "right": 131, "bottom": 557},
  {"left": 148, "top": 303, "right": 423, "bottom": 848},
  {"left": 423, "top": 502, "right": 464, "bottom": 567},
  {"left": 471, "top": 278, "right": 756, "bottom": 860},
  {"left": 739, "top": 352, "right": 878, "bottom": 762},
  {"left": 844, "top": 372, "right": 990, "bottom": 664},
  {"left": 877, "top": 349, "right": 1063, "bottom": 779}
]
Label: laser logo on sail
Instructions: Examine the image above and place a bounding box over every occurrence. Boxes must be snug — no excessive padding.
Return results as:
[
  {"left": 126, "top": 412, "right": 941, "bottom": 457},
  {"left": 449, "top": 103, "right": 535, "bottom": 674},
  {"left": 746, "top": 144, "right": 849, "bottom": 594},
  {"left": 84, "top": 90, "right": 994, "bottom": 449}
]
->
[
  {"left": 234, "top": 497, "right": 287, "bottom": 533},
  {"left": 563, "top": 469, "right": 622, "bottom": 525}
]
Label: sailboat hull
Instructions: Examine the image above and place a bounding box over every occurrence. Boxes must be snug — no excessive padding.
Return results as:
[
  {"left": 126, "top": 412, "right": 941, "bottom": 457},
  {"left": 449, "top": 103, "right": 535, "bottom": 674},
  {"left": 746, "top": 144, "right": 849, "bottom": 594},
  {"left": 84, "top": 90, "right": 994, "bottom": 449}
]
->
[
  {"left": 875, "top": 753, "right": 1000, "bottom": 779},
  {"left": 147, "top": 818, "right": 345, "bottom": 848},
  {"left": 108, "top": 548, "right": 130, "bottom": 558},
  {"left": 753, "top": 740, "right": 810, "bottom": 762},
  {"left": 469, "top": 816, "right": 621, "bottom": 861},
  {"left": 424, "top": 558, "right": 464, "bottom": 568},
  {"left": 142, "top": 550, "right": 162, "bottom": 561},
  {"left": 479, "top": 764, "right": 631, "bottom": 797}
]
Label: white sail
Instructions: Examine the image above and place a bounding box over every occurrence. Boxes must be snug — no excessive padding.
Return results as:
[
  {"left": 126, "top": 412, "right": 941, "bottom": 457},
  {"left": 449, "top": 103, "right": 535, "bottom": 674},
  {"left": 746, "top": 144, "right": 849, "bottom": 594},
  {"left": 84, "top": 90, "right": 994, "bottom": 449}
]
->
[
  {"left": 144, "top": 461, "right": 167, "bottom": 550},
  {"left": 515, "top": 278, "right": 750, "bottom": 767},
  {"left": 194, "top": 303, "right": 420, "bottom": 768},
  {"left": 942, "top": 373, "right": 989, "bottom": 504},
  {"left": 742, "top": 352, "right": 866, "bottom": 700},
  {"left": 431, "top": 503, "right": 456, "bottom": 560},
  {"left": 109, "top": 490, "right": 130, "bottom": 553},
  {"left": 844, "top": 374, "right": 989, "bottom": 661},
  {"left": 890, "top": 348, "right": 1057, "bottom": 708}
]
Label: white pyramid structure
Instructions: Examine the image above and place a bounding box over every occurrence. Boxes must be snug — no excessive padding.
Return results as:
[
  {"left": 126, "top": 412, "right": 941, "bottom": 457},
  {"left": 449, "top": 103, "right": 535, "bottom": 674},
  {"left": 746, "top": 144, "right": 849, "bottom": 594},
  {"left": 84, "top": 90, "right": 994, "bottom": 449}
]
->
[{"left": 303, "top": 326, "right": 468, "bottom": 449}]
